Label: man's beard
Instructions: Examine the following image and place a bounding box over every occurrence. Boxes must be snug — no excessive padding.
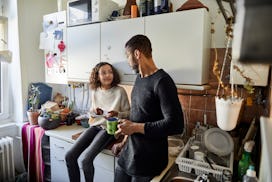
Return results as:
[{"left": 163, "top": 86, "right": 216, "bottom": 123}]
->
[{"left": 131, "top": 56, "right": 139, "bottom": 73}]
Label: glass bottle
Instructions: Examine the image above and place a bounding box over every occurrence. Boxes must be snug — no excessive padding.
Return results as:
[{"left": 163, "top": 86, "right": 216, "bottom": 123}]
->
[
  {"left": 139, "top": 0, "right": 147, "bottom": 17},
  {"left": 238, "top": 141, "right": 254, "bottom": 181}
]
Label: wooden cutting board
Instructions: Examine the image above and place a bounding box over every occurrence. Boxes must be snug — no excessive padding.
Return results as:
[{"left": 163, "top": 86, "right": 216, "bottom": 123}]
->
[{"left": 72, "top": 131, "right": 83, "bottom": 140}]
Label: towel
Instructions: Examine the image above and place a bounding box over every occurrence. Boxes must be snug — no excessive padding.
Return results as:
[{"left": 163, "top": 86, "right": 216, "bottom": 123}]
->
[{"left": 22, "top": 123, "right": 45, "bottom": 182}]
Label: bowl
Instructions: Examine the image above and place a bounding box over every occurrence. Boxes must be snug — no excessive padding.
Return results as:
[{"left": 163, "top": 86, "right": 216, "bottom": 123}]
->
[
  {"left": 168, "top": 138, "right": 184, "bottom": 157},
  {"left": 38, "top": 116, "right": 61, "bottom": 130}
]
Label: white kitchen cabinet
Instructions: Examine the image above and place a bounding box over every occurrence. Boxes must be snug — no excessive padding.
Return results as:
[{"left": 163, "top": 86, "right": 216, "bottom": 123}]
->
[
  {"left": 101, "top": 18, "right": 145, "bottom": 83},
  {"left": 67, "top": 9, "right": 211, "bottom": 87},
  {"left": 50, "top": 137, "right": 72, "bottom": 182},
  {"left": 67, "top": 23, "right": 100, "bottom": 82},
  {"left": 93, "top": 153, "right": 115, "bottom": 182},
  {"left": 145, "top": 8, "right": 211, "bottom": 85},
  {"left": 49, "top": 136, "right": 115, "bottom": 182}
]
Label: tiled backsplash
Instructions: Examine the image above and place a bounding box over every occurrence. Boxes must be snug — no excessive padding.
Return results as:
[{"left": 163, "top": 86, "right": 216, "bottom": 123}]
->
[{"left": 178, "top": 48, "right": 270, "bottom": 136}]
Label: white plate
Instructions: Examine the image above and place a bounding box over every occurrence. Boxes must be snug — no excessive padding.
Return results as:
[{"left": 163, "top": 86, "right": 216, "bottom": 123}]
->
[{"left": 204, "top": 127, "right": 234, "bottom": 156}]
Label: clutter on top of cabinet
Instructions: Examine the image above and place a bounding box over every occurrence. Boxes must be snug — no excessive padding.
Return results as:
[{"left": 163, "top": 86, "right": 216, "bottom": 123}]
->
[
  {"left": 67, "top": 0, "right": 119, "bottom": 26},
  {"left": 176, "top": 0, "right": 209, "bottom": 12}
]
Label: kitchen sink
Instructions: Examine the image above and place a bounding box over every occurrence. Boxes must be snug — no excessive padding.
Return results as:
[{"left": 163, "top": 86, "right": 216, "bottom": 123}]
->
[{"left": 169, "top": 176, "right": 194, "bottom": 182}]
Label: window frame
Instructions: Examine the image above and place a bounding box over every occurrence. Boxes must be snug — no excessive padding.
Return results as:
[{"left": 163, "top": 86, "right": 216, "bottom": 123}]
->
[{"left": 0, "top": 61, "right": 10, "bottom": 120}]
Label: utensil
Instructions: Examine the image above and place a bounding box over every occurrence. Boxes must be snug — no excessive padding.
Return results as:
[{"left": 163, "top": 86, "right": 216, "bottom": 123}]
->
[{"left": 205, "top": 156, "right": 214, "bottom": 170}]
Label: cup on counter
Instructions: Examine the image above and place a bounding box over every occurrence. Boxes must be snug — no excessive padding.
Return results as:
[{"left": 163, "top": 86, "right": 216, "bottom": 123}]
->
[
  {"left": 189, "top": 145, "right": 200, "bottom": 159},
  {"left": 106, "top": 117, "right": 118, "bottom": 135}
]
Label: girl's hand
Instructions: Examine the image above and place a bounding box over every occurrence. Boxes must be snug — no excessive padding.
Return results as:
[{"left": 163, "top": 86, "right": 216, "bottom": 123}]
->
[
  {"left": 95, "top": 107, "right": 104, "bottom": 115},
  {"left": 107, "top": 110, "right": 118, "bottom": 117}
]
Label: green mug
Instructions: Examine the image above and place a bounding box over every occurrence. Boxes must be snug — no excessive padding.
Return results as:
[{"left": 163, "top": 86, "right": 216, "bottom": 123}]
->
[{"left": 106, "top": 117, "right": 118, "bottom": 135}]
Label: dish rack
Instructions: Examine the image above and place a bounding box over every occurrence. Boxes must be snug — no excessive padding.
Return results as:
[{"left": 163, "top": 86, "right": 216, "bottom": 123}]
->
[{"left": 175, "top": 138, "right": 234, "bottom": 181}]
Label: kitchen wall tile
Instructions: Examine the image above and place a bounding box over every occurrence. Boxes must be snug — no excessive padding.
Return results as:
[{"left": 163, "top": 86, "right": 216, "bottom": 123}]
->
[
  {"left": 178, "top": 95, "right": 190, "bottom": 109},
  {"left": 205, "top": 111, "right": 217, "bottom": 126},
  {"left": 205, "top": 96, "right": 216, "bottom": 111},
  {"left": 190, "top": 96, "right": 205, "bottom": 110}
]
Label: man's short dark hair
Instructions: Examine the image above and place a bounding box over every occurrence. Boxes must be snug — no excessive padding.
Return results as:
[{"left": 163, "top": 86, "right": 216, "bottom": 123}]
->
[{"left": 125, "top": 34, "right": 152, "bottom": 58}]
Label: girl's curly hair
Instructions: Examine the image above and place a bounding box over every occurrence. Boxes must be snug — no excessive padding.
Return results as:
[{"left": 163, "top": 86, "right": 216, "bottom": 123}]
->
[{"left": 89, "top": 62, "right": 120, "bottom": 90}]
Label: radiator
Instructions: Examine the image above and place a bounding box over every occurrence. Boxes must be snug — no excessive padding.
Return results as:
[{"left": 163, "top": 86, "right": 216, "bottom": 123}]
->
[{"left": 0, "top": 136, "right": 15, "bottom": 182}]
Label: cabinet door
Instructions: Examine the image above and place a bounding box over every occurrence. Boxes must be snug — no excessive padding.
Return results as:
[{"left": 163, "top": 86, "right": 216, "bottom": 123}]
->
[
  {"left": 50, "top": 137, "right": 72, "bottom": 182},
  {"left": 101, "top": 18, "right": 145, "bottom": 83},
  {"left": 93, "top": 152, "right": 115, "bottom": 182},
  {"left": 67, "top": 23, "right": 100, "bottom": 82},
  {"left": 145, "top": 9, "right": 211, "bottom": 85}
]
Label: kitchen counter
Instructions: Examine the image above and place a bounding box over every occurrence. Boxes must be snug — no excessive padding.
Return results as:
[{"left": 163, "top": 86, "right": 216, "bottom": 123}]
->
[
  {"left": 45, "top": 123, "right": 86, "bottom": 144},
  {"left": 151, "top": 156, "right": 177, "bottom": 182},
  {"left": 161, "top": 164, "right": 199, "bottom": 182},
  {"left": 45, "top": 123, "right": 114, "bottom": 155},
  {"left": 45, "top": 124, "right": 180, "bottom": 181}
]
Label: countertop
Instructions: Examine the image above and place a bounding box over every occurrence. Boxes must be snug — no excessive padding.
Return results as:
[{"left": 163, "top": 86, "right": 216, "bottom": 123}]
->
[
  {"left": 45, "top": 123, "right": 86, "bottom": 144},
  {"left": 45, "top": 123, "right": 114, "bottom": 155},
  {"left": 44, "top": 123, "right": 178, "bottom": 181}
]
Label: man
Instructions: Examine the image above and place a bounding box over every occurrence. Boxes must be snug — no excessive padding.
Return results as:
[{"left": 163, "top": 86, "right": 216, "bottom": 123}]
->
[{"left": 115, "top": 34, "right": 184, "bottom": 182}]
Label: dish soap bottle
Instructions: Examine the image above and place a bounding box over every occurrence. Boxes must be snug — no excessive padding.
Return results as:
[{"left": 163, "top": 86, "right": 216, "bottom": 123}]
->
[
  {"left": 243, "top": 165, "right": 258, "bottom": 182},
  {"left": 238, "top": 141, "right": 255, "bottom": 181}
]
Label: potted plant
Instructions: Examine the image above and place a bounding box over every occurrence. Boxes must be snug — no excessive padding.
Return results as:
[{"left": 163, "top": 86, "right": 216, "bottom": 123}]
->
[
  {"left": 26, "top": 84, "right": 41, "bottom": 125},
  {"left": 212, "top": 19, "right": 251, "bottom": 131}
]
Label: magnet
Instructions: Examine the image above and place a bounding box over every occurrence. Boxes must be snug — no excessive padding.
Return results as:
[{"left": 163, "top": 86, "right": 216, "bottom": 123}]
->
[{"left": 58, "top": 41, "right": 66, "bottom": 52}]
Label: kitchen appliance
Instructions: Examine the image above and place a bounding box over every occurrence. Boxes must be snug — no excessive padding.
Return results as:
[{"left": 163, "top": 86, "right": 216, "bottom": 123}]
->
[
  {"left": 67, "top": 0, "right": 119, "bottom": 26},
  {"left": 41, "top": 11, "right": 67, "bottom": 84}
]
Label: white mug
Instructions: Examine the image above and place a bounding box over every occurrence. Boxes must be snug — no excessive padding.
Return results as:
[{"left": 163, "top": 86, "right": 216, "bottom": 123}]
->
[{"left": 194, "top": 151, "right": 205, "bottom": 161}]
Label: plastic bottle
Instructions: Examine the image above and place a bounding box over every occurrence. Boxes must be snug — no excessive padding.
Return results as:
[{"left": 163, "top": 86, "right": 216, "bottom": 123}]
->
[
  {"left": 243, "top": 165, "right": 258, "bottom": 182},
  {"left": 238, "top": 141, "right": 255, "bottom": 181},
  {"left": 154, "top": 0, "right": 161, "bottom": 14}
]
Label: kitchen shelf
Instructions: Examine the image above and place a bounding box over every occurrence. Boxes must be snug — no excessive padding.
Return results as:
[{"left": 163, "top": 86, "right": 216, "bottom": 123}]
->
[{"left": 176, "top": 84, "right": 211, "bottom": 90}]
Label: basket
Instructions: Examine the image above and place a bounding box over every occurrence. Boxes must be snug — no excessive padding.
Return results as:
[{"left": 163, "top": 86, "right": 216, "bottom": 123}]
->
[{"left": 175, "top": 138, "right": 233, "bottom": 181}]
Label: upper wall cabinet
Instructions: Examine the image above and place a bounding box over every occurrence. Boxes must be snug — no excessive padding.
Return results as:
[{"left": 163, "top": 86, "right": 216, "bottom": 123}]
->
[
  {"left": 67, "top": 23, "right": 100, "bottom": 82},
  {"left": 145, "top": 8, "right": 211, "bottom": 85},
  {"left": 66, "top": 8, "right": 211, "bottom": 86},
  {"left": 101, "top": 18, "right": 144, "bottom": 83}
]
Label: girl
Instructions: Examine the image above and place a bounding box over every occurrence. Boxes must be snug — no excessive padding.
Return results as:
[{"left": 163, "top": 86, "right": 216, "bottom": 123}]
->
[{"left": 65, "top": 62, "right": 130, "bottom": 182}]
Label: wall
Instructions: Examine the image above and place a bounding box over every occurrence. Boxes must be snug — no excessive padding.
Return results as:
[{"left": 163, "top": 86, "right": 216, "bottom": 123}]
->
[{"left": 7, "top": 0, "right": 57, "bottom": 123}]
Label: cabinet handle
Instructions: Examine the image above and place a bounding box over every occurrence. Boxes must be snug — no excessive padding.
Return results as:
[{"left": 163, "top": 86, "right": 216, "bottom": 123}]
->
[
  {"left": 54, "top": 156, "right": 65, "bottom": 162},
  {"left": 54, "top": 144, "right": 65, "bottom": 149},
  {"left": 124, "top": 73, "right": 136, "bottom": 76}
]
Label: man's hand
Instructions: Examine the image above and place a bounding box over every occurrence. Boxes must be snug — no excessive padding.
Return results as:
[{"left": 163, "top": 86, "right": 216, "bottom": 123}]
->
[{"left": 117, "top": 119, "right": 145, "bottom": 135}]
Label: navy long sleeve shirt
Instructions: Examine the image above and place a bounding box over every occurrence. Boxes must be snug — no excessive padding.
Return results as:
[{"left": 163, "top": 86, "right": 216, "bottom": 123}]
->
[{"left": 118, "top": 69, "right": 184, "bottom": 177}]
